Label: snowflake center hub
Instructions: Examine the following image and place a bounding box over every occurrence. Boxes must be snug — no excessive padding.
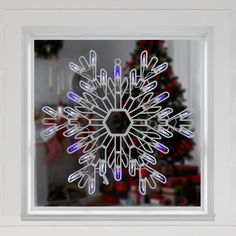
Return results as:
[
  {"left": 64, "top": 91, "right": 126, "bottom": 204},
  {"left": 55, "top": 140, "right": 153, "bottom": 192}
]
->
[{"left": 104, "top": 109, "right": 133, "bottom": 136}]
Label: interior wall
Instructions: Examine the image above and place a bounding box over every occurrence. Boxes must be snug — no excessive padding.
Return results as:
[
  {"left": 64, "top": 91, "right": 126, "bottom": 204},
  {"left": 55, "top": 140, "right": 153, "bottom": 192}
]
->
[{"left": 0, "top": 0, "right": 235, "bottom": 235}]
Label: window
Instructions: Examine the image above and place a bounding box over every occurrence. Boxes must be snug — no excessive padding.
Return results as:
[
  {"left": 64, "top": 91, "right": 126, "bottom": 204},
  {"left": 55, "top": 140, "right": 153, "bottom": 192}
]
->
[{"left": 21, "top": 31, "right": 213, "bottom": 220}]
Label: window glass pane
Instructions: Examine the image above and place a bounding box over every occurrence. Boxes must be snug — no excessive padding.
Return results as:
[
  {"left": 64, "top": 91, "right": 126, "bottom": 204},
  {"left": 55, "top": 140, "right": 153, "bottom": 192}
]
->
[{"left": 34, "top": 40, "right": 201, "bottom": 207}]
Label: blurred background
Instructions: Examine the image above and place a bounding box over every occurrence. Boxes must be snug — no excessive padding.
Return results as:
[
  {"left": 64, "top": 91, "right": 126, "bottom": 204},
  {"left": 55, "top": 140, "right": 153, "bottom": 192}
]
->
[{"left": 34, "top": 40, "right": 202, "bottom": 207}]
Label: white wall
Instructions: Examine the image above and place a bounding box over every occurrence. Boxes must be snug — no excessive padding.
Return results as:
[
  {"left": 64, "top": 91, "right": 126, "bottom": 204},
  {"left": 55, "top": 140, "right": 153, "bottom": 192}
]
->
[{"left": 0, "top": 0, "right": 235, "bottom": 235}]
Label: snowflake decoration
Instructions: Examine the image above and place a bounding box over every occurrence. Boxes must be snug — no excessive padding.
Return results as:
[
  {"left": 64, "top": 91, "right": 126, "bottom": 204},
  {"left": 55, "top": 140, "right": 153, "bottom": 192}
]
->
[{"left": 41, "top": 50, "right": 194, "bottom": 195}]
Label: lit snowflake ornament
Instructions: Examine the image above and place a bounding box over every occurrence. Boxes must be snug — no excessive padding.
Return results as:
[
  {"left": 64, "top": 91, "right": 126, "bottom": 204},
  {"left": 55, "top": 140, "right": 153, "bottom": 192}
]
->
[{"left": 41, "top": 50, "right": 194, "bottom": 195}]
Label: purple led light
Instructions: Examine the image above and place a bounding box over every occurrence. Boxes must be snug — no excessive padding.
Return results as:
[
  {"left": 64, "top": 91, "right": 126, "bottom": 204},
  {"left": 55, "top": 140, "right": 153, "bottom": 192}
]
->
[
  {"left": 67, "top": 91, "right": 80, "bottom": 103},
  {"left": 158, "top": 93, "right": 166, "bottom": 101},
  {"left": 115, "top": 66, "right": 121, "bottom": 77},
  {"left": 116, "top": 170, "right": 121, "bottom": 180},
  {"left": 67, "top": 142, "right": 80, "bottom": 154},
  {"left": 114, "top": 166, "right": 122, "bottom": 181},
  {"left": 156, "top": 143, "right": 169, "bottom": 154},
  {"left": 155, "top": 91, "right": 169, "bottom": 103},
  {"left": 116, "top": 68, "right": 120, "bottom": 76}
]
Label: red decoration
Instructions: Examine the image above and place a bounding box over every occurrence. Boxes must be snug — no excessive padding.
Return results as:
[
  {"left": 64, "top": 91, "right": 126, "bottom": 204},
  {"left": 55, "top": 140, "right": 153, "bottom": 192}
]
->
[
  {"left": 101, "top": 195, "right": 120, "bottom": 205},
  {"left": 45, "top": 136, "right": 62, "bottom": 163},
  {"left": 115, "top": 182, "right": 129, "bottom": 193},
  {"left": 56, "top": 116, "right": 67, "bottom": 142}
]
